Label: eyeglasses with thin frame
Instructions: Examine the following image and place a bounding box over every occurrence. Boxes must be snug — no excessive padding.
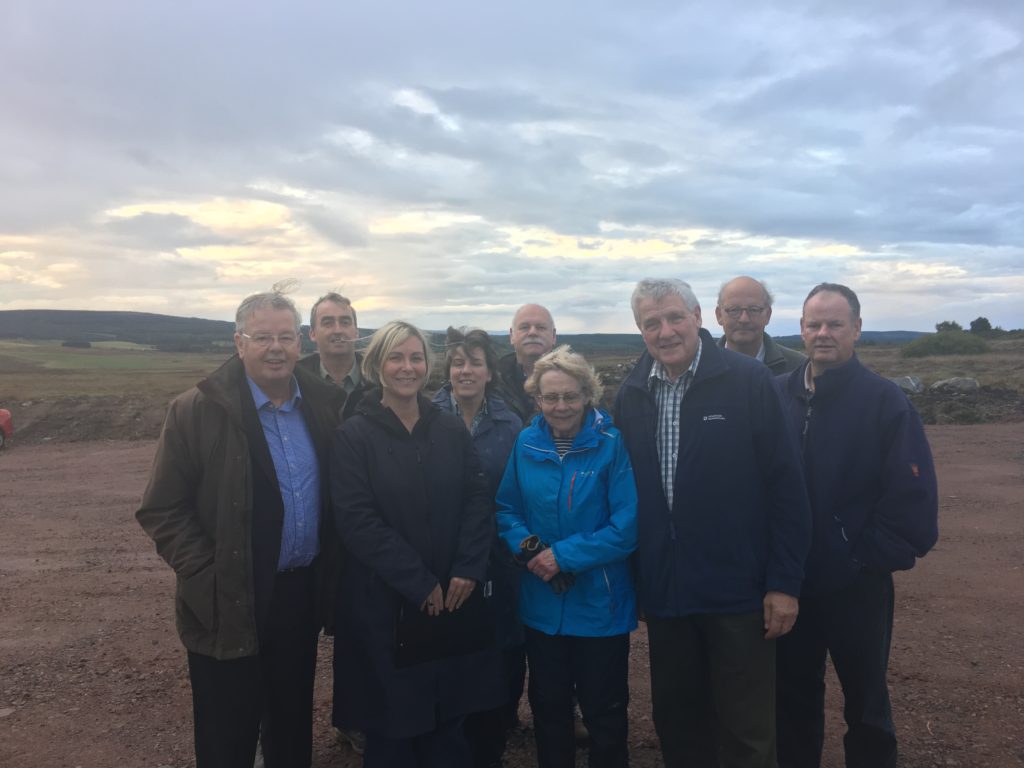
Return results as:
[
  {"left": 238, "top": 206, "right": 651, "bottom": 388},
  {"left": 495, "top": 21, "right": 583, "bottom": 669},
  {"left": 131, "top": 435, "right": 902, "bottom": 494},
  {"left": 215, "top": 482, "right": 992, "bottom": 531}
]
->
[
  {"left": 240, "top": 332, "right": 299, "bottom": 347},
  {"left": 536, "top": 391, "right": 585, "bottom": 405},
  {"left": 721, "top": 305, "right": 766, "bottom": 319}
]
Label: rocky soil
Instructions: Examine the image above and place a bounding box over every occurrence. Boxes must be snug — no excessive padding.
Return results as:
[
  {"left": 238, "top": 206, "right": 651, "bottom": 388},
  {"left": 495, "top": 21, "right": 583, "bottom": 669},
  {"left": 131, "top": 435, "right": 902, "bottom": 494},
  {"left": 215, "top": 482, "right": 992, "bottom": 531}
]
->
[{"left": 1, "top": 424, "right": 1022, "bottom": 766}]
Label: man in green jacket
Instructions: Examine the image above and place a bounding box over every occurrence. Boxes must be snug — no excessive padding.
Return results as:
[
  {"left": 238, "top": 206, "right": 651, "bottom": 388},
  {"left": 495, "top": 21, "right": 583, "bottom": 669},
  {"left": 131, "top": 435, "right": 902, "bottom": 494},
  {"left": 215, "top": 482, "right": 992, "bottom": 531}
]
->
[
  {"left": 137, "top": 290, "right": 344, "bottom": 768},
  {"left": 715, "top": 276, "right": 805, "bottom": 375}
]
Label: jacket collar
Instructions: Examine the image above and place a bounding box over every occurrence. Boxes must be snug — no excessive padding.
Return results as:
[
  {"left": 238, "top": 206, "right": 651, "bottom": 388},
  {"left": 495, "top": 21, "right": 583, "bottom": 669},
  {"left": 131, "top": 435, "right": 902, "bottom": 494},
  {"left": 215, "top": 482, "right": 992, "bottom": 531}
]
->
[
  {"left": 623, "top": 327, "right": 728, "bottom": 395},
  {"left": 788, "top": 353, "right": 865, "bottom": 401},
  {"left": 356, "top": 387, "right": 440, "bottom": 435},
  {"left": 523, "top": 407, "right": 612, "bottom": 456},
  {"left": 431, "top": 385, "right": 520, "bottom": 424},
  {"left": 196, "top": 355, "right": 247, "bottom": 426}
]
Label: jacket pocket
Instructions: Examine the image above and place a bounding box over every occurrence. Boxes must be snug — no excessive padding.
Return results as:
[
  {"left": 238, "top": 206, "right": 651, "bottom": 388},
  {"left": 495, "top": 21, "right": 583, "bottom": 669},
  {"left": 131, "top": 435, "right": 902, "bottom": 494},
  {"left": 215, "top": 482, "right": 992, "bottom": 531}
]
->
[{"left": 177, "top": 562, "right": 217, "bottom": 632}]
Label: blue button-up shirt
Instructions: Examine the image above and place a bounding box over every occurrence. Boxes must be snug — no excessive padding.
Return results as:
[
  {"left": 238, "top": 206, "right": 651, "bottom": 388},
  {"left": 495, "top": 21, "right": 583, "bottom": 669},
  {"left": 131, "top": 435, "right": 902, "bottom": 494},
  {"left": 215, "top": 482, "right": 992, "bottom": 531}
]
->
[{"left": 247, "top": 376, "right": 321, "bottom": 571}]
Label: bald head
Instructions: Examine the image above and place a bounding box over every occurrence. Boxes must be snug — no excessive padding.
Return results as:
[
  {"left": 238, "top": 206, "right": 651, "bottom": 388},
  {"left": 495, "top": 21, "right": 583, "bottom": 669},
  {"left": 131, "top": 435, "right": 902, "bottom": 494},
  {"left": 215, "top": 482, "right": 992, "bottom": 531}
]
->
[
  {"left": 510, "top": 303, "right": 556, "bottom": 371},
  {"left": 715, "top": 276, "right": 773, "bottom": 357}
]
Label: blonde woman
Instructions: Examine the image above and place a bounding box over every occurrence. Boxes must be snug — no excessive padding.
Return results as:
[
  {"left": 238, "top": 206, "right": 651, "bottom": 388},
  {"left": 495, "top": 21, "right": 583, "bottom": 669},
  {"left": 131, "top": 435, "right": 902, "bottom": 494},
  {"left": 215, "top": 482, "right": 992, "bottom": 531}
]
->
[{"left": 331, "top": 321, "right": 502, "bottom": 767}]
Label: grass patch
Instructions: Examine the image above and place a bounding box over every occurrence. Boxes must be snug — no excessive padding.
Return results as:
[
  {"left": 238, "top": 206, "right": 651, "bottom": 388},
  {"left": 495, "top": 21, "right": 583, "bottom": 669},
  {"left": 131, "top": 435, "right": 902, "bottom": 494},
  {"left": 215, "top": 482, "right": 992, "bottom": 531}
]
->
[
  {"left": 901, "top": 332, "right": 990, "bottom": 358},
  {"left": 0, "top": 340, "right": 226, "bottom": 401}
]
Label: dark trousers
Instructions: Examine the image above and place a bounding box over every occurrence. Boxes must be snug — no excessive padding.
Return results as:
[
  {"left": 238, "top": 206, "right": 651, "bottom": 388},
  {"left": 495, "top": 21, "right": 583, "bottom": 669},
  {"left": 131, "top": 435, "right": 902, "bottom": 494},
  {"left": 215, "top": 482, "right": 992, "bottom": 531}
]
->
[
  {"left": 647, "top": 611, "right": 776, "bottom": 768},
  {"left": 464, "top": 644, "right": 527, "bottom": 767},
  {"left": 525, "top": 627, "right": 630, "bottom": 768},
  {"left": 364, "top": 716, "right": 471, "bottom": 768},
  {"left": 187, "top": 568, "right": 319, "bottom": 768},
  {"left": 776, "top": 569, "right": 896, "bottom": 768}
]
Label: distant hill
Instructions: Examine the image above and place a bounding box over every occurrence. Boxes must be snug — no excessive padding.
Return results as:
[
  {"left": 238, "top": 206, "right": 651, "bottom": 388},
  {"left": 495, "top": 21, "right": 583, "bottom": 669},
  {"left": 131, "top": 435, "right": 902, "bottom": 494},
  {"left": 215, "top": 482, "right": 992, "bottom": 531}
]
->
[
  {"left": 774, "top": 330, "right": 925, "bottom": 349},
  {"left": 0, "top": 310, "right": 234, "bottom": 351},
  {"left": 0, "top": 309, "right": 924, "bottom": 354}
]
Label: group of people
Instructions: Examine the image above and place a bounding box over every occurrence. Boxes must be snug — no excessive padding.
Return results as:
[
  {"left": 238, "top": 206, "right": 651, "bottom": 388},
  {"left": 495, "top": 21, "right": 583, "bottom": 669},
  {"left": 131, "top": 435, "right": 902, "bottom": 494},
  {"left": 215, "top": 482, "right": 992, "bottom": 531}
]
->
[{"left": 136, "top": 274, "right": 939, "bottom": 768}]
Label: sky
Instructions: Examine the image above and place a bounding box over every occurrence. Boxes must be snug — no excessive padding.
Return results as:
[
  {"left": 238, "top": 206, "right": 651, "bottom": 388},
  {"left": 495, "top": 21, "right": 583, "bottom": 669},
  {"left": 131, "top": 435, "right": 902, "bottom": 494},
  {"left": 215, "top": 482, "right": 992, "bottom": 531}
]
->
[{"left": 2, "top": 1, "right": 1022, "bottom": 335}]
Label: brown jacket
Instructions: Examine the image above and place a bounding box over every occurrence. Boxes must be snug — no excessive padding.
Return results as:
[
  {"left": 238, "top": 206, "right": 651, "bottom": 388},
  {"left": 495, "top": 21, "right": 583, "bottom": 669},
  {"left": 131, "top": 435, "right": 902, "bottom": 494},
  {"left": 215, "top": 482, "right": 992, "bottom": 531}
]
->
[{"left": 136, "top": 355, "right": 345, "bottom": 659}]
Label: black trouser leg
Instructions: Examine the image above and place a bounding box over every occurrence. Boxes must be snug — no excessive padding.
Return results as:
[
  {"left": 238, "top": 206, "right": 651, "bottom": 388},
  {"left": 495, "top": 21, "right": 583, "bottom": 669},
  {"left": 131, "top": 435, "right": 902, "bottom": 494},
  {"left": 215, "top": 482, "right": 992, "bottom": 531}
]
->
[
  {"left": 703, "top": 612, "right": 777, "bottom": 768},
  {"left": 828, "top": 571, "right": 897, "bottom": 768},
  {"left": 776, "top": 603, "right": 828, "bottom": 768},
  {"left": 647, "top": 616, "right": 717, "bottom": 767},
  {"left": 258, "top": 568, "right": 319, "bottom": 768},
  {"left": 572, "top": 633, "right": 630, "bottom": 768},
  {"left": 525, "top": 628, "right": 576, "bottom": 768},
  {"left": 649, "top": 612, "right": 776, "bottom": 768},
  {"left": 777, "top": 571, "right": 898, "bottom": 768},
  {"left": 364, "top": 717, "right": 471, "bottom": 768},
  {"left": 187, "top": 651, "right": 262, "bottom": 768},
  {"left": 465, "top": 645, "right": 527, "bottom": 767}
]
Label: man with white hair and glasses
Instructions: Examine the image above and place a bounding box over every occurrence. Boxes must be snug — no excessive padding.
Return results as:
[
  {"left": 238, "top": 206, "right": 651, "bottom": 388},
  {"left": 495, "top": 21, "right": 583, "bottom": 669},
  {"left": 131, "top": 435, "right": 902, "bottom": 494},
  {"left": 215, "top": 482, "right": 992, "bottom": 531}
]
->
[{"left": 137, "top": 289, "right": 344, "bottom": 768}]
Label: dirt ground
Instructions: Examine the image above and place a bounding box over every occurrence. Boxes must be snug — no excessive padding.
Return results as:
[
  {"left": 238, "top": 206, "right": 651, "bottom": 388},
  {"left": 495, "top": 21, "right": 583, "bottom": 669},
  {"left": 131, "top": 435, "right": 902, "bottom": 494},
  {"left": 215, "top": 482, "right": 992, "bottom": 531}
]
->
[{"left": 1, "top": 424, "right": 1022, "bottom": 767}]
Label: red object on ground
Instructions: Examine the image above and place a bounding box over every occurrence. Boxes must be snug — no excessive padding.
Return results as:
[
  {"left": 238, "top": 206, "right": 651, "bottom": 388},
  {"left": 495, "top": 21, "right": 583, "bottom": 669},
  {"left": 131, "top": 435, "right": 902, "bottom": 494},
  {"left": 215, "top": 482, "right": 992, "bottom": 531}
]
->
[{"left": 0, "top": 408, "right": 12, "bottom": 448}]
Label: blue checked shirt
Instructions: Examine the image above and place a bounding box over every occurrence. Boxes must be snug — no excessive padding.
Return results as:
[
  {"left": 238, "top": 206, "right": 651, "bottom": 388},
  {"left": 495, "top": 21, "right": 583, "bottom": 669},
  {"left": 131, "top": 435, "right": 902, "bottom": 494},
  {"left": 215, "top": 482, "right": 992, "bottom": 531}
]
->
[
  {"left": 647, "top": 339, "right": 702, "bottom": 509},
  {"left": 247, "top": 376, "right": 321, "bottom": 571}
]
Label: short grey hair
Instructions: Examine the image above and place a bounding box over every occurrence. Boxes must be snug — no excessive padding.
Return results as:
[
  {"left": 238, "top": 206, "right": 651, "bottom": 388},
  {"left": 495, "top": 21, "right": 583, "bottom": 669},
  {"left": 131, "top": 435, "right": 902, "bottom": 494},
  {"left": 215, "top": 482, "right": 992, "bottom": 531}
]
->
[
  {"left": 630, "top": 278, "right": 700, "bottom": 326},
  {"left": 235, "top": 291, "right": 302, "bottom": 334},
  {"left": 716, "top": 277, "right": 774, "bottom": 308},
  {"left": 309, "top": 292, "right": 357, "bottom": 328},
  {"left": 361, "top": 320, "right": 432, "bottom": 388},
  {"left": 525, "top": 345, "right": 604, "bottom": 408}
]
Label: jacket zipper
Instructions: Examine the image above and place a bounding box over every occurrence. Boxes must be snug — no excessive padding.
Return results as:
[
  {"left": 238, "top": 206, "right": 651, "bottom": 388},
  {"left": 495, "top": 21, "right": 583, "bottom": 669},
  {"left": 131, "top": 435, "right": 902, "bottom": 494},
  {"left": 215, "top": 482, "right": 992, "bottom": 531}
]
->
[
  {"left": 801, "top": 401, "right": 814, "bottom": 456},
  {"left": 603, "top": 567, "right": 617, "bottom": 613}
]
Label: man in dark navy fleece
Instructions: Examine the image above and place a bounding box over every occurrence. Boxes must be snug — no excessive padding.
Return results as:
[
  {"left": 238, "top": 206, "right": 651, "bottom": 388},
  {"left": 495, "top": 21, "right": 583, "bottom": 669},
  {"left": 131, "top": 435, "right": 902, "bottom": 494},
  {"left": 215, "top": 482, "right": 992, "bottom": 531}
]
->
[
  {"left": 775, "top": 283, "right": 938, "bottom": 768},
  {"left": 615, "top": 277, "right": 811, "bottom": 768}
]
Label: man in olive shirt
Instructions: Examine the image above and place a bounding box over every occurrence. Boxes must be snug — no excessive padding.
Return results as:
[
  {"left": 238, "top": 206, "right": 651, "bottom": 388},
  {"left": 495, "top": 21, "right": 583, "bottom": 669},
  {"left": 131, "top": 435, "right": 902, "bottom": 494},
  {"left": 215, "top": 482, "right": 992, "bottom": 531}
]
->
[{"left": 298, "top": 292, "right": 365, "bottom": 419}]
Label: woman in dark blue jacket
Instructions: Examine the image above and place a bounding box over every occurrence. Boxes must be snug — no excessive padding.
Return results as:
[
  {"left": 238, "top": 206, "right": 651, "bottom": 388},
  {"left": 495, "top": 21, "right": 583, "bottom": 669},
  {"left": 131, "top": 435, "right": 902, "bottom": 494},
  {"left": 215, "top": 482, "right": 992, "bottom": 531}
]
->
[
  {"left": 331, "top": 321, "right": 503, "bottom": 768},
  {"left": 431, "top": 326, "right": 523, "bottom": 768},
  {"left": 497, "top": 346, "right": 638, "bottom": 768}
]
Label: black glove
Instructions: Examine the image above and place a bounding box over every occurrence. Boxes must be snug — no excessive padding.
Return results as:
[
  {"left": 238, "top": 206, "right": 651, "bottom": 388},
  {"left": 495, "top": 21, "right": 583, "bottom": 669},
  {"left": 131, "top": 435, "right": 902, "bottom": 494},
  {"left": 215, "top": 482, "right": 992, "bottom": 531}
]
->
[{"left": 514, "top": 535, "right": 576, "bottom": 594}]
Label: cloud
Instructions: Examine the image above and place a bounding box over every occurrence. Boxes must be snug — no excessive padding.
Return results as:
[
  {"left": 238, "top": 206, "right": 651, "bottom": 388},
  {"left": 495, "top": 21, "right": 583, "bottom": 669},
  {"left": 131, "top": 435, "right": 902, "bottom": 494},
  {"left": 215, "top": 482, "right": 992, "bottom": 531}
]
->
[{"left": 0, "top": 1, "right": 1021, "bottom": 333}]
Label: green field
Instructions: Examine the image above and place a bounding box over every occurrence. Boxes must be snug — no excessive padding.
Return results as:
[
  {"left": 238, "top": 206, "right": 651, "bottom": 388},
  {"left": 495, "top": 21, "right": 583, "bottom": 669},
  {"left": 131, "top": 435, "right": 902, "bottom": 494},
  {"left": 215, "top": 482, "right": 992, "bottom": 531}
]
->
[{"left": 0, "top": 340, "right": 228, "bottom": 401}]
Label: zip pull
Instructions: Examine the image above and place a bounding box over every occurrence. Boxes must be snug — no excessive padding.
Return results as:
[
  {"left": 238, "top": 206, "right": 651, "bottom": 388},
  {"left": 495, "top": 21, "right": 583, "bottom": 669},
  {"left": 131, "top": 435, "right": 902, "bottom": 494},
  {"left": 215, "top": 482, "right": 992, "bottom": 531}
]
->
[
  {"left": 567, "top": 471, "right": 577, "bottom": 516},
  {"left": 801, "top": 403, "right": 813, "bottom": 454}
]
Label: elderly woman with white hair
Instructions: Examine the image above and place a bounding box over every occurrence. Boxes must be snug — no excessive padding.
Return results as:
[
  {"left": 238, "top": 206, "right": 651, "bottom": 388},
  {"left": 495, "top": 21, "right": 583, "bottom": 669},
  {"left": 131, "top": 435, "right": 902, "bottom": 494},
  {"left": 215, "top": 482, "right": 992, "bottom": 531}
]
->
[
  {"left": 330, "top": 320, "right": 503, "bottom": 767},
  {"left": 496, "top": 345, "right": 638, "bottom": 768}
]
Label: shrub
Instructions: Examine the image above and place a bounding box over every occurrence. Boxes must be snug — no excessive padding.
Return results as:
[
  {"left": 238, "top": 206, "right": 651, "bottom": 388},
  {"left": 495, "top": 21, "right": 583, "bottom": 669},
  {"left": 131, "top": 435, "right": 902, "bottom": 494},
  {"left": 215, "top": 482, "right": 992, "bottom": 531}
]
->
[
  {"left": 969, "top": 317, "right": 992, "bottom": 334},
  {"left": 901, "top": 331, "right": 990, "bottom": 358}
]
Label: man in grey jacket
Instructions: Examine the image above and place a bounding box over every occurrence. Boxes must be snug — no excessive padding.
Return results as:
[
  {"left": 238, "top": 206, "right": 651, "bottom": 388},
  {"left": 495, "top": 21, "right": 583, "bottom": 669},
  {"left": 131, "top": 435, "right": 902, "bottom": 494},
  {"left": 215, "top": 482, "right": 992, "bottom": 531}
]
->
[{"left": 715, "top": 276, "right": 805, "bottom": 375}]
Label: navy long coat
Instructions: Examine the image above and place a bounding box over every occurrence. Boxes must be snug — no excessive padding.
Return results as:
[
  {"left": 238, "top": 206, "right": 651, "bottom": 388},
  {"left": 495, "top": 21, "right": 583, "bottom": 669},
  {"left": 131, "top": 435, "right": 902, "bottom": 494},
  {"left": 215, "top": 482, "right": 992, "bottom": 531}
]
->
[{"left": 331, "top": 389, "right": 504, "bottom": 739}]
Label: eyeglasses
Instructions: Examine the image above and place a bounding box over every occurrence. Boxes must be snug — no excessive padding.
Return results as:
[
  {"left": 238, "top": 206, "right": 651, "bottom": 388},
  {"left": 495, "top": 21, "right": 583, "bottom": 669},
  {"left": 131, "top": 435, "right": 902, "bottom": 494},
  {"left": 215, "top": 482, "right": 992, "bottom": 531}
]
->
[
  {"left": 240, "top": 332, "right": 299, "bottom": 347},
  {"left": 721, "top": 305, "right": 766, "bottom": 319},
  {"left": 537, "top": 392, "right": 584, "bottom": 405}
]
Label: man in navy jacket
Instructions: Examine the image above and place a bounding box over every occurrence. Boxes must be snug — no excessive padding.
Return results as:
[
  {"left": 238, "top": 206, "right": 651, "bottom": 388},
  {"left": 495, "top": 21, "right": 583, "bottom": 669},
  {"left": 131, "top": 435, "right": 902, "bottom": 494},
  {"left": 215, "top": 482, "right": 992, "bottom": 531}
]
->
[
  {"left": 775, "top": 283, "right": 938, "bottom": 768},
  {"left": 615, "top": 278, "right": 812, "bottom": 768}
]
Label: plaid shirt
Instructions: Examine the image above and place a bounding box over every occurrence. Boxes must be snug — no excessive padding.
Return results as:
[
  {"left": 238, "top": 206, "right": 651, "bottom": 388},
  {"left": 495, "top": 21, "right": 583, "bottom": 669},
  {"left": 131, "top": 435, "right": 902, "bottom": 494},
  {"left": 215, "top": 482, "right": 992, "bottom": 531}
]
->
[{"left": 647, "top": 339, "right": 702, "bottom": 509}]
